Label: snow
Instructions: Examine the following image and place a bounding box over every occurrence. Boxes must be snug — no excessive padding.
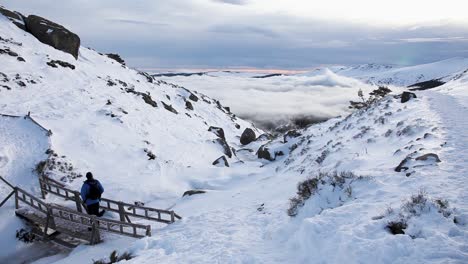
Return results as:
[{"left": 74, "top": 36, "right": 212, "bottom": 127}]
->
[
  {"left": 302, "top": 57, "right": 468, "bottom": 87},
  {"left": 0, "top": 10, "right": 467, "bottom": 264}
]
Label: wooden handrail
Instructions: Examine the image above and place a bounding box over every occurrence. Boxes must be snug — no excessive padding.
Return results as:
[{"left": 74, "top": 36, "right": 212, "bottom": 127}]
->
[
  {"left": 40, "top": 176, "right": 181, "bottom": 224},
  {"left": 14, "top": 186, "right": 151, "bottom": 241}
]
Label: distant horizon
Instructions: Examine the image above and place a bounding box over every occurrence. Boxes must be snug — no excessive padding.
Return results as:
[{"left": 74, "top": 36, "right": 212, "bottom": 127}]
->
[{"left": 139, "top": 56, "right": 467, "bottom": 74}]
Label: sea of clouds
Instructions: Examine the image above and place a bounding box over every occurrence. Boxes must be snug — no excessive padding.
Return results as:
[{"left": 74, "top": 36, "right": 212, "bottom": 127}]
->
[{"left": 158, "top": 70, "right": 378, "bottom": 130}]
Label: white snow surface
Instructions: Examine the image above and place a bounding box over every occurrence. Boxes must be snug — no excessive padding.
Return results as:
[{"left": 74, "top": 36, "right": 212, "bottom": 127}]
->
[
  {"left": 302, "top": 57, "right": 468, "bottom": 87},
  {"left": 0, "top": 12, "right": 467, "bottom": 264}
]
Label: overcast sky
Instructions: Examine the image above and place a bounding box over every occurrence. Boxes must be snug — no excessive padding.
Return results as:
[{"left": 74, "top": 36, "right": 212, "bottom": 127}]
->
[{"left": 2, "top": 0, "right": 468, "bottom": 69}]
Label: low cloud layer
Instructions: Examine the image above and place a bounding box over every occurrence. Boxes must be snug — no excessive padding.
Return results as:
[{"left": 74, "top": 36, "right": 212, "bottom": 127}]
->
[{"left": 159, "top": 71, "right": 378, "bottom": 130}]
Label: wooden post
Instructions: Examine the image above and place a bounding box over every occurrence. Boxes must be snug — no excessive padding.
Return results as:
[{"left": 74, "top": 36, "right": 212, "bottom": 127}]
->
[
  {"left": 170, "top": 211, "right": 175, "bottom": 223},
  {"left": 44, "top": 207, "right": 55, "bottom": 237},
  {"left": 74, "top": 192, "right": 82, "bottom": 213},
  {"left": 90, "top": 216, "right": 100, "bottom": 245},
  {"left": 14, "top": 189, "right": 19, "bottom": 209},
  {"left": 146, "top": 226, "right": 152, "bottom": 237},
  {"left": 39, "top": 178, "right": 46, "bottom": 199},
  {"left": 118, "top": 202, "right": 126, "bottom": 222}
]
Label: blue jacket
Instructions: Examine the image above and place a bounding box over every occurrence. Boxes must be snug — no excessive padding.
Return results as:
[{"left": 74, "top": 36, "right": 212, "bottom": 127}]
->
[{"left": 80, "top": 180, "right": 104, "bottom": 205}]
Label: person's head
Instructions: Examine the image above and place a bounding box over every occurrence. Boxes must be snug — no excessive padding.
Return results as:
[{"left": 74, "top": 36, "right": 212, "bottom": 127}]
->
[{"left": 86, "top": 172, "right": 94, "bottom": 180}]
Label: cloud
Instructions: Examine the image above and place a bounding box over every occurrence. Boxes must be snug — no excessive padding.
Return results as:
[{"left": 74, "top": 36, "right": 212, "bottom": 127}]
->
[
  {"left": 212, "top": 0, "right": 249, "bottom": 5},
  {"left": 157, "top": 71, "right": 377, "bottom": 129},
  {"left": 106, "top": 19, "right": 168, "bottom": 26},
  {"left": 2, "top": 0, "right": 468, "bottom": 69}
]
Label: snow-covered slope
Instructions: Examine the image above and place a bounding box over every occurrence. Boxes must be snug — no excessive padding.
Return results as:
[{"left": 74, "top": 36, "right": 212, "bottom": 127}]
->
[
  {"left": 1, "top": 7, "right": 467, "bottom": 264},
  {"left": 0, "top": 10, "right": 261, "bottom": 260},
  {"left": 56, "top": 75, "right": 466, "bottom": 264},
  {"left": 303, "top": 58, "right": 468, "bottom": 87}
]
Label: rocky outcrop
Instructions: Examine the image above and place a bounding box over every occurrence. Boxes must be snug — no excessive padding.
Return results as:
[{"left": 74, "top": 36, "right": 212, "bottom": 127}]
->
[
  {"left": 25, "top": 15, "right": 80, "bottom": 59},
  {"left": 185, "top": 101, "right": 194, "bottom": 110},
  {"left": 162, "top": 101, "right": 178, "bottom": 114},
  {"left": 46, "top": 60, "right": 75, "bottom": 70},
  {"left": 105, "top": 53, "right": 125, "bottom": 65},
  {"left": 284, "top": 130, "right": 302, "bottom": 143},
  {"left": 183, "top": 190, "right": 206, "bottom": 197},
  {"left": 395, "top": 157, "right": 411, "bottom": 172},
  {"left": 214, "top": 138, "right": 232, "bottom": 158},
  {"left": 240, "top": 128, "right": 256, "bottom": 145},
  {"left": 257, "top": 145, "right": 274, "bottom": 161},
  {"left": 208, "top": 126, "right": 225, "bottom": 140},
  {"left": 212, "top": 156, "right": 229, "bottom": 167},
  {"left": 415, "top": 153, "right": 441, "bottom": 162},
  {"left": 0, "top": 7, "right": 26, "bottom": 30},
  {"left": 401, "top": 91, "right": 417, "bottom": 103}
]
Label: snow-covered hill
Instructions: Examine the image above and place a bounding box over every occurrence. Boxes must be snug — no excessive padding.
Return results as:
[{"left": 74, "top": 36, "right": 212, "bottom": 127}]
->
[
  {"left": 0, "top": 6, "right": 467, "bottom": 264},
  {"left": 303, "top": 57, "right": 468, "bottom": 87}
]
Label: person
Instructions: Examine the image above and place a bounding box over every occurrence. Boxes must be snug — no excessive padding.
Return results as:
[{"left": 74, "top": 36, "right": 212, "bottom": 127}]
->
[{"left": 80, "top": 172, "right": 105, "bottom": 216}]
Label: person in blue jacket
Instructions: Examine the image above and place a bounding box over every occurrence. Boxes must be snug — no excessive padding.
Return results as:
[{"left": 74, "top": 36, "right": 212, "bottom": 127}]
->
[{"left": 80, "top": 172, "right": 105, "bottom": 216}]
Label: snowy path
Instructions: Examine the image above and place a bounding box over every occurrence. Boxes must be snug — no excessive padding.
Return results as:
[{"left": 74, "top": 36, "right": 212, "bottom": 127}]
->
[{"left": 425, "top": 91, "right": 468, "bottom": 215}]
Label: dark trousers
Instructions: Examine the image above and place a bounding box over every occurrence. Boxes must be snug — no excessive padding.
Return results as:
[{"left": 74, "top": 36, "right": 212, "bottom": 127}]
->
[{"left": 87, "top": 202, "right": 100, "bottom": 216}]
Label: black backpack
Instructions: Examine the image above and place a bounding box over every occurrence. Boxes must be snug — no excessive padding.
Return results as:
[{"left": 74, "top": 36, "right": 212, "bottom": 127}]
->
[{"left": 86, "top": 180, "right": 101, "bottom": 200}]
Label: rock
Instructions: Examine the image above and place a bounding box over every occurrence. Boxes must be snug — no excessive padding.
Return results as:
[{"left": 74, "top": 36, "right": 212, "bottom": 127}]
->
[
  {"left": 284, "top": 130, "right": 302, "bottom": 143},
  {"left": 105, "top": 53, "right": 125, "bottom": 65},
  {"left": 257, "top": 145, "right": 274, "bottom": 161},
  {"left": 162, "top": 101, "right": 178, "bottom": 114},
  {"left": 185, "top": 101, "right": 194, "bottom": 110},
  {"left": 240, "top": 128, "right": 256, "bottom": 145},
  {"left": 189, "top": 93, "right": 199, "bottom": 102},
  {"left": 401, "top": 91, "right": 417, "bottom": 103},
  {"left": 26, "top": 15, "right": 80, "bottom": 59},
  {"left": 395, "top": 157, "right": 412, "bottom": 172},
  {"left": 212, "top": 156, "right": 229, "bottom": 167},
  {"left": 183, "top": 190, "right": 206, "bottom": 197},
  {"left": 214, "top": 138, "right": 232, "bottom": 158},
  {"left": 235, "top": 124, "right": 240, "bottom": 129},
  {"left": 208, "top": 126, "right": 225, "bottom": 140},
  {"left": 415, "top": 153, "right": 441, "bottom": 162},
  {"left": 0, "top": 7, "right": 26, "bottom": 31},
  {"left": 17, "top": 56, "right": 25, "bottom": 62},
  {"left": 46, "top": 60, "right": 75, "bottom": 70}
]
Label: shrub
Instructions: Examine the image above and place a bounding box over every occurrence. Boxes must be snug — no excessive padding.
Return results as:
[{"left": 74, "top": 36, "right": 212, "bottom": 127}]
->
[
  {"left": 386, "top": 220, "right": 407, "bottom": 235},
  {"left": 349, "top": 86, "right": 392, "bottom": 110},
  {"left": 93, "top": 250, "right": 134, "bottom": 264},
  {"left": 287, "top": 171, "right": 361, "bottom": 217},
  {"left": 34, "top": 160, "right": 47, "bottom": 175},
  {"left": 16, "top": 228, "right": 36, "bottom": 243}
]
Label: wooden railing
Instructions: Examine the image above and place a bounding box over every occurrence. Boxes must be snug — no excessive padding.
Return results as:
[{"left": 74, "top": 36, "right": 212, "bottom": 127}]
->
[
  {"left": 39, "top": 176, "right": 181, "bottom": 224},
  {"left": 14, "top": 186, "right": 151, "bottom": 245}
]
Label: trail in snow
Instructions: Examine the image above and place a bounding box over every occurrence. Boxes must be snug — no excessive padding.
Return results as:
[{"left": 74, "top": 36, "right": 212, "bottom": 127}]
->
[{"left": 425, "top": 91, "right": 468, "bottom": 215}]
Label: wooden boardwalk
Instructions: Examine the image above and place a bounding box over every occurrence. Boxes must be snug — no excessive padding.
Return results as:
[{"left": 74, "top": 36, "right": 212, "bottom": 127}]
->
[{"left": 0, "top": 176, "right": 181, "bottom": 248}]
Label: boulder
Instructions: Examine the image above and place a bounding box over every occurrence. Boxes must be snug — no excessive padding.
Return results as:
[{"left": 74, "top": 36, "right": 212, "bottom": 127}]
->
[
  {"left": 401, "top": 91, "right": 417, "bottom": 103},
  {"left": 415, "top": 153, "right": 441, "bottom": 162},
  {"left": 185, "top": 101, "right": 194, "bottom": 110},
  {"left": 257, "top": 145, "right": 274, "bottom": 161},
  {"left": 208, "top": 126, "right": 225, "bottom": 140},
  {"left": 105, "top": 53, "right": 125, "bottom": 65},
  {"left": 212, "top": 156, "right": 229, "bottom": 167},
  {"left": 395, "top": 157, "right": 412, "bottom": 172},
  {"left": 26, "top": 15, "right": 80, "bottom": 59},
  {"left": 214, "top": 138, "right": 232, "bottom": 158},
  {"left": 284, "top": 130, "right": 302, "bottom": 143},
  {"left": 0, "top": 7, "right": 26, "bottom": 31},
  {"left": 240, "top": 128, "right": 256, "bottom": 145},
  {"left": 183, "top": 190, "right": 206, "bottom": 197},
  {"left": 162, "top": 101, "right": 178, "bottom": 114}
]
